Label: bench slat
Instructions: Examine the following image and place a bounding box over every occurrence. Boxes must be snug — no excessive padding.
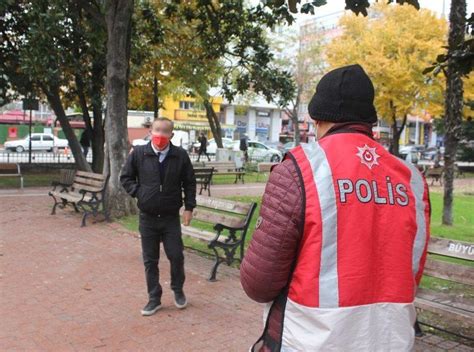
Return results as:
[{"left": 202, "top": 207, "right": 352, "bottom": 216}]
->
[
  {"left": 417, "top": 288, "right": 474, "bottom": 310},
  {"left": 72, "top": 183, "right": 104, "bottom": 193},
  {"left": 50, "top": 191, "right": 93, "bottom": 203},
  {"left": 415, "top": 296, "right": 474, "bottom": 324},
  {"left": 192, "top": 208, "right": 245, "bottom": 228},
  {"left": 181, "top": 226, "right": 215, "bottom": 242},
  {"left": 257, "top": 162, "right": 279, "bottom": 173},
  {"left": 428, "top": 237, "right": 474, "bottom": 261},
  {"left": 75, "top": 170, "right": 106, "bottom": 181},
  {"left": 196, "top": 195, "right": 252, "bottom": 215},
  {"left": 74, "top": 176, "right": 105, "bottom": 188},
  {"left": 424, "top": 258, "right": 474, "bottom": 286}
]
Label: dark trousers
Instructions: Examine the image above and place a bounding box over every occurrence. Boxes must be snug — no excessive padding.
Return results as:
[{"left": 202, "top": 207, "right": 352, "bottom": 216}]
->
[
  {"left": 197, "top": 148, "right": 210, "bottom": 161},
  {"left": 139, "top": 213, "right": 185, "bottom": 303}
]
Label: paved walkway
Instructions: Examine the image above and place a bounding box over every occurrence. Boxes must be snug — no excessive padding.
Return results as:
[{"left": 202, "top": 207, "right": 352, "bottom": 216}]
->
[{"left": 1, "top": 188, "right": 472, "bottom": 351}]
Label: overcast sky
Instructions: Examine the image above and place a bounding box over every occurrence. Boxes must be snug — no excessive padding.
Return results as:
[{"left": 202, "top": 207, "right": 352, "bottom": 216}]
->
[{"left": 293, "top": 0, "right": 474, "bottom": 27}]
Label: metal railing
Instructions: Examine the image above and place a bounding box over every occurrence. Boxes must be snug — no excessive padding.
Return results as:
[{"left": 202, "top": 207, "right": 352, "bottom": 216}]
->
[
  {"left": 0, "top": 151, "right": 93, "bottom": 164},
  {"left": 0, "top": 151, "right": 279, "bottom": 165}
]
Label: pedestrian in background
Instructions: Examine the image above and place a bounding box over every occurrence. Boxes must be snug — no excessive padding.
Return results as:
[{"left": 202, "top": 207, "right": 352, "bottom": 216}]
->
[
  {"left": 197, "top": 132, "right": 210, "bottom": 162},
  {"left": 80, "top": 129, "right": 91, "bottom": 157}
]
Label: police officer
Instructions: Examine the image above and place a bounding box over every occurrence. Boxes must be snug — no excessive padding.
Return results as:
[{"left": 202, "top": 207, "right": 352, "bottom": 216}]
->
[
  {"left": 120, "top": 117, "right": 196, "bottom": 316},
  {"left": 241, "top": 65, "right": 431, "bottom": 351}
]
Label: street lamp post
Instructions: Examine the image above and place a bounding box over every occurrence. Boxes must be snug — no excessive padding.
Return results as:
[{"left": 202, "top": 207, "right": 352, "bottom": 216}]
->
[{"left": 22, "top": 97, "right": 39, "bottom": 164}]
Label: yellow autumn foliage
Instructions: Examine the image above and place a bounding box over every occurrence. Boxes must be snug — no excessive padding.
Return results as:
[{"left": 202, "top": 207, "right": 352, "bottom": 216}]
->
[{"left": 326, "top": 3, "right": 448, "bottom": 123}]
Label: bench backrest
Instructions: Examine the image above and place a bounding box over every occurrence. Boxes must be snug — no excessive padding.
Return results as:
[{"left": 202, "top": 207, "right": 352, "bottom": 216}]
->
[
  {"left": 425, "top": 167, "right": 443, "bottom": 177},
  {"left": 72, "top": 171, "right": 108, "bottom": 193},
  {"left": 424, "top": 237, "right": 474, "bottom": 286},
  {"left": 0, "top": 163, "right": 20, "bottom": 174},
  {"left": 204, "top": 162, "right": 238, "bottom": 173},
  {"left": 191, "top": 195, "right": 256, "bottom": 230},
  {"left": 194, "top": 167, "right": 214, "bottom": 182},
  {"left": 257, "top": 162, "right": 279, "bottom": 173}
]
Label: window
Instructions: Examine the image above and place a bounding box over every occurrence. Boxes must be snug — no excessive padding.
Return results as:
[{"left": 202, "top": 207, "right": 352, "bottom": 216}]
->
[
  {"left": 31, "top": 135, "right": 41, "bottom": 141},
  {"left": 43, "top": 135, "right": 54, "bottom": 141},
  {"left": 179, "top": 101, "right": 195, "bottom": 110}
]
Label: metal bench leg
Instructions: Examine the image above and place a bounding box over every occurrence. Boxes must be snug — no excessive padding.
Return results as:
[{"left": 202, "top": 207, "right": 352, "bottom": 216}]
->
[
  {"left": 414, "top": 320, "right": 423, "bottom": 337},
  {"left": 81, "top": 212, "right": 89, "bottom": 227},
  {"left": 208, "top": 245, "right": 224, "bottom": 282},
  {"left": 49, "top": 193, "right": 59, "bottom": 215}
]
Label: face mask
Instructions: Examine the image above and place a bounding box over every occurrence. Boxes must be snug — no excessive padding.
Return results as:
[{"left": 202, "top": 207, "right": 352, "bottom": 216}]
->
[{"left": 152, "top": 134, "right": 170, "bottom": 150}]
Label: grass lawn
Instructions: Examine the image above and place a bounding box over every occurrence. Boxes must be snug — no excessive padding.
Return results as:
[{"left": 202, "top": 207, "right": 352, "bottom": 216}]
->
[
  {"left": 429, "top": 192, "right": 473, "bottom": 242},
  {"left": 0, "top": 171, "right": 60, "bottom": 189}
]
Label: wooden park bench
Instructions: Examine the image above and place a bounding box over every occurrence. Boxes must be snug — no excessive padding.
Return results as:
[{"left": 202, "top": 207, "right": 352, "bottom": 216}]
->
[
  {"left": 197, "top": 161, "right": 245, "bottom": 184},
  {"left": 48, "top": 170, "right": 109, "bottom": 227},
  {"left": 194, "top": 167, "right": 214, "bottom": 196},
  {"left": 415, "top": 237, "right": 473, "bottom": 338},
  {"left": 256, "top": 162, "right": 279, "bottom": 181},
  {"left": 181, "top": 195, "right": 257, "bottom": 281},
  {"left": 424, "top": 166, "right": 443, "bottom": 186},
  {"left": 0, "top": 163, "right": 23, "bottom": 188}
]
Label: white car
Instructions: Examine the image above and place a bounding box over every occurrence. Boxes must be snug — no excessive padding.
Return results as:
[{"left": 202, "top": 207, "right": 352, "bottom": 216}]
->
[
  {"left": 232, "top": 140, "right": 283, "bottom": 162},
  {"left": 193, "top": 138, "right": 234, "bottom": 155},
  {"left": 4, "top": 133, "right": 69, "bottom": 153}
]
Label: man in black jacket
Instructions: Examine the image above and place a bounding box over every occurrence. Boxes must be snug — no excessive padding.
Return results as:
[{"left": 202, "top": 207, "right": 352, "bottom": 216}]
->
[
  {"left": 197, "top": 132, "right": 210, "bottom": 162},
  {"left": 120, "top": 118, "right": 196, "bottom": 316}
]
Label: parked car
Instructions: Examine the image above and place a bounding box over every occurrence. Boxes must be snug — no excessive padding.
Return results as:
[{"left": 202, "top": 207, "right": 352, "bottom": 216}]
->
[
  {"left": 4, "top": 133, "right": 68, "bottom": 152},
  {"left": 232, "top": 140, "right": 283, "bottom": 162},
  {"left": 399, "top": 144, "right": 425, "bottom": 155},
  {"left": 132, "top": 130, "right": 190, "bottom": 151},
  {"left": 193, "top": 137, "right": 234, "bottom": 155}
]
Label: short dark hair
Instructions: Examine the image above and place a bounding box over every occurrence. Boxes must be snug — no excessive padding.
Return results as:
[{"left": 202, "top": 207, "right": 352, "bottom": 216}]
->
[{"left": 152, "top": 117, "right": 174, "bottom": 131}]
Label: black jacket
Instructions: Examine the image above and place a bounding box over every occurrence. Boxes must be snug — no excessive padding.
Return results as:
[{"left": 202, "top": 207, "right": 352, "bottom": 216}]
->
[
  {"left": 198, "top": 136, "right": 207, "bottom": 151},
  {"left": 120, "top": 142, "right": 196, "bottom": 216}
]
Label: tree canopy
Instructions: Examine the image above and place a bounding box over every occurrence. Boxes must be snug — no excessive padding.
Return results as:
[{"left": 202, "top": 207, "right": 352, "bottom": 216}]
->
[{"left": 325, "top": 3, "right": 448, "bottom": 153}]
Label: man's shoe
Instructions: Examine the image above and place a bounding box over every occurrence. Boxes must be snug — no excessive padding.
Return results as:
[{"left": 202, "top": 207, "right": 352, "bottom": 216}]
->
[
  {"left": 174, "top": 291, "right": 187, "bottom": 309},
  {"left": 141, "top": 300, "right": 162, "bottom": 316}
]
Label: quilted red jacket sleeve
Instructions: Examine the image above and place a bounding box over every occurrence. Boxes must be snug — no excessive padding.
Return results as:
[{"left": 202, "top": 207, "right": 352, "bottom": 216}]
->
[{"left": 240, "top": 158, "right": 304, "bottom": 303}]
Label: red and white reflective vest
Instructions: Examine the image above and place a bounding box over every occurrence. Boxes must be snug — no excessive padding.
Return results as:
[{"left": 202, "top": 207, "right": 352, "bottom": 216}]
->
[{"left": 276, "top": 133, "right": 430, "bottom": 351}]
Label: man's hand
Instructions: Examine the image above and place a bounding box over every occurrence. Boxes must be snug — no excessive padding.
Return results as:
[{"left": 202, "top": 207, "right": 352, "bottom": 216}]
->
[{"left": 183, "top": 210, "right": 193, "bottom": 226}]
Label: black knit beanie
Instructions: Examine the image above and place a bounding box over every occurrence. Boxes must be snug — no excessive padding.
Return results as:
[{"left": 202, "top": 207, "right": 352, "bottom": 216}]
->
[{"left": 308, "top": 64, "right": 377, "bottom": 124}]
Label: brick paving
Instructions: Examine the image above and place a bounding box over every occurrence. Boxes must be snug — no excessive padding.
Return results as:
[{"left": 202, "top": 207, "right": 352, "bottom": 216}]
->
[{"left": 0, "top": 187, "right": 472, "bottom": 351}]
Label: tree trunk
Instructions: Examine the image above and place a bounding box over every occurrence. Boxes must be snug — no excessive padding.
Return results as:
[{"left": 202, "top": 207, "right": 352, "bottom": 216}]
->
[
  {"left": 43, "top": 85, "right": 92, "bottom": 172},
  {"left": 442, "top": 0, "right": 466, "bottom": 226},
  {"left": 153, "top": 63, "right": 158, "bottom": 119},
  {"left": 289, "top": 108, "right": 300, "bottom": 146},
  {"left": 291, "top": 85, "right": 302, "bottom": 146},
  {"left": 104, "top": 0, "right": 136, "bottom": 218},
  {"left": 91, "top": 59, "right": 106, "bottom": 173},
  {"left": 388, "top": 102, "right": 407, "bottom": 157},
  {"left": 92, "top": 102, "right": 105, "bottom": 173},
  {"left": 204, "top": 99, "right": 223, "bottom": 148}
]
